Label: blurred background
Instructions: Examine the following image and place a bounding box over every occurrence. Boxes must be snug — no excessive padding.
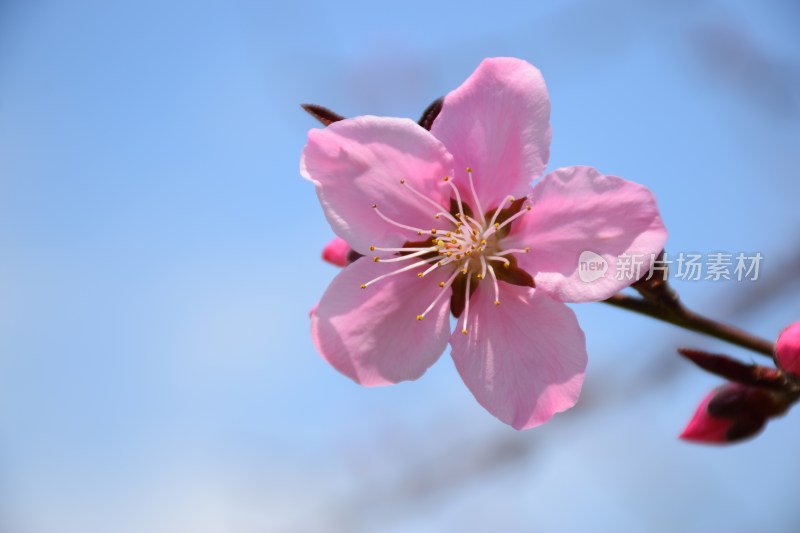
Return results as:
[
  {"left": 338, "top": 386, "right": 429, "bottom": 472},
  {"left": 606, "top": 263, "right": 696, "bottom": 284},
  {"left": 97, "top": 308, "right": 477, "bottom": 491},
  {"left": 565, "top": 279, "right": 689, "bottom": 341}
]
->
[{"left": 1, "top": 0, "right": 799, "bottom": 531}]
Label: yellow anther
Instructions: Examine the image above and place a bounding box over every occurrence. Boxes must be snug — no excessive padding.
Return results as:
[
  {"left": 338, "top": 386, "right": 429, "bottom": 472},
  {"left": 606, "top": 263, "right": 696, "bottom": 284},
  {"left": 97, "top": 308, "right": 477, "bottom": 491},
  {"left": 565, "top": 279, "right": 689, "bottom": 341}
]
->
[
  {"left": 446, "top": 251, "right": 453, "bottom": 257},
  {"left": 439, "top": 281, "right": 445, "bottom": 288},
  {"left": 509, "top": 196, "right": 515, "bottom": 201},
  {"left": 416, "top": 314, "right": 424, "bottom": 321},
  {"left": 446, "top": 232, "right": 452, "bottom": 237},
  {"left": 466, "top": 166, "right": 472, "bottom": 172},
  {"left": 494, "top": 300, "right": 501, "bottom": 306},
  {"left": 360, "top": 284, "right": 366, "bottom": 289},
  {"left": 480, "top": 239, "right": 486, "bottom": 245},
  {"left": 369, "top": 245, "right": 375, "bottom": 251},
  {"left": 434, "top": 214, "right": 440, "bottom": 219},
  {"left": 461, "top": 268, "right": 468, "bottom": 274},
  {"left": 524, "top": 247, "right": 530, "bottom": 252},
  {"left": 443, "top": 176, "right": 450, "bottom": 181},
  {"left": 431, "top": 229, "right": 437, "bottom": 234},
  {"left": 437, "top": 239, "right": 444, "bottom": 247},
  {"left": 477, "top": 274, "right": 484, "bottom": 280},
  {"left": 417, "top": 272, "right": 424, "bottom": 278},
  {"left": 494, "top": 223, "right": 499, "bottom": 228},
  {"left": 461, "top": 328, "right": 468, "bottom": 334},
  {"left": 373, "top": 256, "right": 380, "bottom": 262},
  {"left": 417, "top": 231, "right": 423, "bottom": 236},
  {"left": 525, "top": 205, "right": 531, "bottom": 211},
  {"left": 450, "top": 239, "right": 457, "bottom": 244}
]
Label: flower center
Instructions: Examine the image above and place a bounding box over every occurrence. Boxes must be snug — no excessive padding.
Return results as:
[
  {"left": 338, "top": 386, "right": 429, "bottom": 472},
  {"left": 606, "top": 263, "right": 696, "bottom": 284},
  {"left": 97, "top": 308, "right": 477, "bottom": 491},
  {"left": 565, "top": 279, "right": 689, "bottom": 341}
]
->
[{"left": 361, "top": 167, "right": 531, "bottom": 333}]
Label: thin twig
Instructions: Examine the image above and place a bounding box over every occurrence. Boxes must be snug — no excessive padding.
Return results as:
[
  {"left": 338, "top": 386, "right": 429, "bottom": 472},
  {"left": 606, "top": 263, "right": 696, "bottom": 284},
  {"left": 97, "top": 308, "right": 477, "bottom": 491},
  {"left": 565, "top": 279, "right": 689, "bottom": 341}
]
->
[{"left": 602, "top": 293, "right": 775, "bottom": 359}]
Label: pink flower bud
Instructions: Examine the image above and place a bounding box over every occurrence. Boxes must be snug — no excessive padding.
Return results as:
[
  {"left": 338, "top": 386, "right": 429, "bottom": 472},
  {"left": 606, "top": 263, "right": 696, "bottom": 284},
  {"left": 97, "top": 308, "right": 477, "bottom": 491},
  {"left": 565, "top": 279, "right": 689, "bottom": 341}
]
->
[
  {"left": 776, "top": 322, "right": 800, "bottom": 376},
  {"left": 679, "top": 383, "right": 776, "bottom": 444},
  {"left": 321, "top": 237, "right": 353, "bottom": 267}
]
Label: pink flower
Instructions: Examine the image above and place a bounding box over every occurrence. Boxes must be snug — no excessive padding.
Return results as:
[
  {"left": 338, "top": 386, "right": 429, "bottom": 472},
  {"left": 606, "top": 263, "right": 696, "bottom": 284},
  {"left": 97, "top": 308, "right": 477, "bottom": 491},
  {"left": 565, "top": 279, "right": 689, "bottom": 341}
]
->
[
  {"left": 776, "top": 321, "right": 800, "bottom": 376},
  {"left": 301, "top": 57, "right": 667, "bottom": 429},
  {"left": 679, "top": 383, "right": 778, "bottom": 444},
  {"left": 322, "top": 237, "right": 354, "bottom": 267}
]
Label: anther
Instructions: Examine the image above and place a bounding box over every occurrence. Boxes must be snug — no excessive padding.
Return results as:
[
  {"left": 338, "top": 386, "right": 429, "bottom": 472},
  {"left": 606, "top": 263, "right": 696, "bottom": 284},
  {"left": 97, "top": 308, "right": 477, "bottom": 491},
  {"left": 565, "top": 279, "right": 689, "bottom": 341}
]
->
[{"left": 373, "top": 256, "right": 380, "bottom": 262}]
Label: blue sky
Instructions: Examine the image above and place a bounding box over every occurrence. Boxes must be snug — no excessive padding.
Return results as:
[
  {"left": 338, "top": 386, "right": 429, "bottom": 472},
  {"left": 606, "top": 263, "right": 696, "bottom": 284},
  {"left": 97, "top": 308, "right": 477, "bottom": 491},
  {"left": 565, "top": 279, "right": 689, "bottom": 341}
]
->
[{"left": 1, "top": 0, "right": 799, "bottom": 531}]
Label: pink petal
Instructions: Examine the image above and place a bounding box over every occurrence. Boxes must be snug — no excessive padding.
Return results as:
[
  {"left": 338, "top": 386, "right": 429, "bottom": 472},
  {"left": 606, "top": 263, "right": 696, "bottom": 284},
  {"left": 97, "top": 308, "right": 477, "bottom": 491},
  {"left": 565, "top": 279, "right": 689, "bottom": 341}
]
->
[
  {"left": 450, "top": 285, "right": 587, "bottom": 430},
  {"left": 431, "top": 57, "right": 551, "bottom": 209},
  {"left": 301, "top": 116, "right": 454, "bottom": 255},
  {"left": 311, "top": 257, "right": 452, "bottom": 386},
  {"left": 776, "top": 321, "right": 800, "bottom": 376},
  {"left": 321, "top": 237, "right": 353, "bottom": 267},
  {"left": 507, "top": 166, "right": 667, "bottom": 303},
  {"left": 679, "top": 389, "right": 734, "bottom": 444}
]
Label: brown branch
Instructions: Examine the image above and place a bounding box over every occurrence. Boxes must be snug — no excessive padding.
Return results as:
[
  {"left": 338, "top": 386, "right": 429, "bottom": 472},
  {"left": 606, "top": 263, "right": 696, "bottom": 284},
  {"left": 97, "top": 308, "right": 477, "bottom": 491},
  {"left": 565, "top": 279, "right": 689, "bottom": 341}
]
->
[{"left": 602, "top": 293, "right": 775, "bottom": 359}]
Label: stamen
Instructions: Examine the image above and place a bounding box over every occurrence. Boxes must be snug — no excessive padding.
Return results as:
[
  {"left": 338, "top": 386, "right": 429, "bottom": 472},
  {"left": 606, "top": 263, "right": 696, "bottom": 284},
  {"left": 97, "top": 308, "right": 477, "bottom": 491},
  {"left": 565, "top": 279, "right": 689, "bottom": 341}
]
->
[
  {"left": 434, "top": 212, "right": 460, "bottom": 225},
  {"left": 462, "top": 274, "right": 472, "bottom": 334},
  {"left": 487, "top": 264, "right": 501, "bottom": 305},
  {"left": 493, "top": 248, "right": 529, "bottom": 256},
  {"left": 484, "top": 203, "right": 531, "bottom": 238},
  {"left": 464, "top": 215, "right": 484, "bottom": 232},
  {"left": 419, "top": 259, "right": 443, "bottom": 278},
  {"left": 487, "top": 255, "right": 511, "bottom": 267},
  {"left": 416, "top": 268, "right": 460, "bottom": 321},
  {"left": 360, "top": 258, "right": 435, "bottom": 289},
  {"left": 465, "top": 167, "right": 485, "bottom": 224},
  {"left": 371, "top": 246, "right": 434, "bottom": 253},
  {"left": 444, "top": 177, "right": 467, "bottom": 221},
  {"left": 373, "top": 205, "right": 430, "bottom": 235},
  {"left": 398, "top": 179, "right": 453, "bottom": 221},
  {"left": 377, "top": 247, "right": 438, "bottom": 263},
  {"left": 479, "top": 255, "right": 487, "bottom": 280},
  {"left": 487, "top": 195, "right": 514, "bottom": 229}
]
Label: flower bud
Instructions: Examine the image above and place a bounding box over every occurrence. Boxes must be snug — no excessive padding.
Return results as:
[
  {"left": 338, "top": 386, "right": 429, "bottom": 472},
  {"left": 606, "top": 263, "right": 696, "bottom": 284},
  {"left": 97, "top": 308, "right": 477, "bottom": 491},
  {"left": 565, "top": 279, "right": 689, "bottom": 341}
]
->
[
  {"left": 321, "top": 237, "right": 353, "bottom": 267},
  {"left": 679, "top": 383, "right": 781, "bottom": 444},
  {"left": 776, "top": 322, "right": 800, "bottom": 376}
]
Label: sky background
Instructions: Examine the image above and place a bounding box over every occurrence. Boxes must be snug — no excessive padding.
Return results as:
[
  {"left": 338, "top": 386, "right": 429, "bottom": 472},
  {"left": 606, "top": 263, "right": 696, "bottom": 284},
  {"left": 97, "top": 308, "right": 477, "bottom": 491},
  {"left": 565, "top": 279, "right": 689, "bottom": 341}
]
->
[{"left": 1, "top": 0, "right": 799, "bottom": 531}]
